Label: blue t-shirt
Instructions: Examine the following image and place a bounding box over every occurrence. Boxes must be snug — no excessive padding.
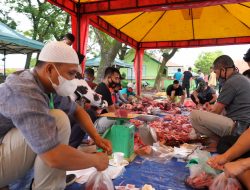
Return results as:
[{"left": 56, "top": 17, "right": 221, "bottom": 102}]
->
[
  {"left": 174, "top": 72, "right": 183, "bottom": 81},
  {"left": 119, "top": 88, "right": 135, "bottom": 97}
]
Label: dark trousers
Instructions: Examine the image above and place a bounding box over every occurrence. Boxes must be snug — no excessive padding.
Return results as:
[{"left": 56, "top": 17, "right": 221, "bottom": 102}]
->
[
  {"left": 182, "top": 84, "right": 190, "bottom": 98},
  {"left": 69, "top": 109, "right": 98, "bottom": 148},
  {"left": 190, "top": 94, "right": 213, "bottom": 105}
]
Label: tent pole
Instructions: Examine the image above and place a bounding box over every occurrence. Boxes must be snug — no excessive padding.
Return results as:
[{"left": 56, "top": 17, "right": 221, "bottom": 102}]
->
[
  {"left": 134, "top": 48, "right": 144, "bottom": 96},
  {"left": 79, "top": 16, "right": 90, "bottom": 72},
  {"left": 76, "top": 2, "right": 81, "bottom": 54},
  {"left": 3, "top": 49, "right": 6, "bottom": 78}
]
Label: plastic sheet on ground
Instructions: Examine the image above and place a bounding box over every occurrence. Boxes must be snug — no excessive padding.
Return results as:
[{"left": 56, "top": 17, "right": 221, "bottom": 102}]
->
[
  {"left": 113, "top": 157, "right": 193, "bottom": 190},
  {"left": 66, "top": 156, "right": 193, "bottom": 190}
]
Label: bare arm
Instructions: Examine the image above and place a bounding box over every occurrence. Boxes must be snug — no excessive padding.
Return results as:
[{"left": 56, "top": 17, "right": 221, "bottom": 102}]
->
[
  {"left": 192, "top": 90, "right": 199, "bottom": 101},
  {"left": 209, "top": 93, "right": 217, "bottom": 104},
  {"left": 168, "top": 91, "right": 175, "bottom": 102},
  {"left": 39, "top": 144, "right": 109, "bottom": 171},
  {"left": 74, "top": 104, "right": 112, "bottom": 153},
  {"left": 208, "top": 128, "right": 250, "bottom": 170},
  {"left": 224, "top": 158, "right": 250, "bottom": 177},
  {"left": 180, "top": 91, "right": 186, "bottom": 105},
  {"left": 210, "top": 102, "right": 225, "bottom": 114},
  {"left": 107, "top": 105, "right": 116, "bottom": 112},
  {"left": 74, "top": 104, "right": 100, "bottom": 140},
  {"left": 223, "top": 128, "right": 250, "bottom": 161}
]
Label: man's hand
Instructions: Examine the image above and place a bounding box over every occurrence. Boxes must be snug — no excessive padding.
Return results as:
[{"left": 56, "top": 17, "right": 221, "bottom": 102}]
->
[
  {"left": 195, "top": 98, "right": 200, "bottom": 104},
  {"left": 207, "top": 154, "right": 229, "bottom": 170},
  {"left": 94, "top": 152, "right": 109, "bottom": 171},
  {"left": 204, "top": 102, "right": 213, "bottom": 112},
  {"left": 224, "top": 160, "right": 246, "bottom": 178},
  {"left": 94, "top": 137, "right": 112, "bottom": 155}
]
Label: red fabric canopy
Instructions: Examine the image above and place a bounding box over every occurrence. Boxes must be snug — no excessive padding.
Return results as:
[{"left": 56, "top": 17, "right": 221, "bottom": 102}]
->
[{"left": 48, "top": 0, "right": 250, "bottom": 95}]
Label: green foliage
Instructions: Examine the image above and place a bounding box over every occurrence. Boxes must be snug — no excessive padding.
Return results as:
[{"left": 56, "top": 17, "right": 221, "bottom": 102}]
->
[
  {"left": 4, "top": 0, "right": 70, "bottom": 42},
  {"left": 1, "top": 0, "right": 71, "bottom": 68},
  {"left": 29, "top": 57, "right": 37, "bottom": 68},
  {"left": 194, "top": 50, "right": 223, "bottom": 75},
  {"left": 5, "top": 68, "right": 18, "bottom": 75},
  {"left": 0, "top": 2, "right": 17, "bottom": 29},
  {"left": 121, "top": 72, "right": 126, "bottom": 79}
]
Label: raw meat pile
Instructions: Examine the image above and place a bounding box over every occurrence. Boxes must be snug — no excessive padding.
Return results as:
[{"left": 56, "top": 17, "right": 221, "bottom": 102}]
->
[
  {"left": 121, "top": 97, "right": 177, "bottom": 115},
  {"left": 115, "top": 109, "right": 128, "bottom": 118},
  {"left": 149, "top": 114, "right": 196, "bottom": 143},
  {"left": 134, "top": 132, "right": 146, "bottom": 150},
  {"left": 129, "top": 119, "right": 144, "bottom": 128},
  {"left": 185, "top": 172, "right": 214, "bottom": 189}
]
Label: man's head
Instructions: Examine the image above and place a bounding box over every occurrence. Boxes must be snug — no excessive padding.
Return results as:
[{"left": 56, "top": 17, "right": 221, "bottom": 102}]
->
[
  {"left": 243, "top": 48, "right": 250, "bottom": 67},
  {"left": 243, "top": 69, "right": 250, "bottom": 79},
  {"left": 177, "top": 68, "right": 181, "bottom": 72},
  {"left": 210, "top": 66, "right": 214, "bottom": 72},
  {"left": 63, "top": 33, "right": 75, "bottom": 46},
  {"left": 188, "top": 67, "right": 192, "bottom": 71},
  {"left": 103, "top": 67, "right": 121, "bottom": 88},
  {"left": 85, "top": 68, "right": 95, "bottom": 82},
  {"left": 35, "top": 41, "right": 79, "bottom": 96},
  {"left": 173, "top": 80, "right": 180, "bottom": 89},
  {"left": 127, "top": 83, "right": 134, "bottom": 93},
  {"left": 213, "top": 55, "right": 235, "bottom": 80},
  {"left": 198, "top": 69, "right": 201, "bottom": 74},
  {"left": 197, "top": 80, "right": 207, "bottom": 91}
]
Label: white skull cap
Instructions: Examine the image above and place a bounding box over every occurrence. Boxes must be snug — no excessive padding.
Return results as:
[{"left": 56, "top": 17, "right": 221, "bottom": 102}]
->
[
  {"left": 38, "top": 41, "right": 79, "bottom": 64},
  {"left": 127, "top": 82, "right": 134, "bottom": 88}
]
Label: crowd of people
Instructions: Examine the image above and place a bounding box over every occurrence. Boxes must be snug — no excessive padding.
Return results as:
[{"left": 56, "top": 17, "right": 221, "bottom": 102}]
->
[
  {"left": 168, "top": 49, "right": 250, "bottom": 188},
  {"left": 0, "top": 31, "right": 250, "bottom": 189}
]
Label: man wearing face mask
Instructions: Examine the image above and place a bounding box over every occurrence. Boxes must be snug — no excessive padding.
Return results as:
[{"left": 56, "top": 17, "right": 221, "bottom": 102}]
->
[
  {"left": 0, "top": 41, "right": 110, "bottom": 190},
  {"left": 190, "top": 55, "right": 250, "bottom": 147},
  {"left": 95, "top": 67, "right": 121, "bottom": 113},
  {"left": 190, "top": 80, "right": 217, "bottom": 106}
]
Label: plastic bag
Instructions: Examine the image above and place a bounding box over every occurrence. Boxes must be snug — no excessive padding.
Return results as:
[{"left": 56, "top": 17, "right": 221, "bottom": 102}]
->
[
  {"left": 209, "top": 172, "right": 242, "bottom": 190},
  {"left": 185, "top": 150, "right": 218, "bottom": 189},
  {"left": 187, "top": 150, "right": 218, "bottom": 178},
  {"left": 85, "top": 171, "right": 114, "bottom": 190},
  {"left": 141, "top": 142, "right": 174, "bottom": 164}
]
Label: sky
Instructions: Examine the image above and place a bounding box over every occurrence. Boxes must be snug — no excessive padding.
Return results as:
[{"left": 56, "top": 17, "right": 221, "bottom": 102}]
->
[
  {"left": 1, "top": 44, "right": 248, "bottom": 69},
  {"left": 0, "top": 4, "right": 249, "bottom": 69}
]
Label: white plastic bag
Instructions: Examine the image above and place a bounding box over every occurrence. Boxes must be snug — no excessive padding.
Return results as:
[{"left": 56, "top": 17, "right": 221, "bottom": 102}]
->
[
  {"left": 142, "top": 143, "right": 174, "bottom": 164},
  {"left": 85, "top": 171, "right": 114, "bottom": 190},
  {"left": 209, "top": 172, "right": 242, "bottom": 190}
]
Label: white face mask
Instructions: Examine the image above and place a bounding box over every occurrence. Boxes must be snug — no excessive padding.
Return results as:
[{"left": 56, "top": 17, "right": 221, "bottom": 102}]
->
[{"left": 48, "top": 64, "right": 77, "bottom": 97}]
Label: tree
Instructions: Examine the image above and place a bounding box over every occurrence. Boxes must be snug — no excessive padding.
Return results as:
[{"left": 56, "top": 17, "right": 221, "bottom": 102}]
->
[
  {"left": 0, "top": 7, "right": 17, "bottom": 29},
  {"left": 118, "top": 44, "right": 130, "bottom": 60},
  {"left": 194, "top": 51, "right": 223, "bottom": 75},
  {"left": 2, "top": 0, "right": 71, "bottom": 68},
  {"left": 153, "top": 49, "right": 178, "bottom": 91},
  {"left": 93, "top": 28, "right": 122, "bottom": 83}
]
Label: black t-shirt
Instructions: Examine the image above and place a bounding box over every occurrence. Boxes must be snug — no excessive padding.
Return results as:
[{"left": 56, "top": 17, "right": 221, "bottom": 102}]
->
[
  {"left": 166, "top": 84, "right": 184, "bottom": 96},
  {"left": 197, "top": 86, "right": 215, "bottom": 99},
  {"left": 95, "top": 82, "right": 113, "bottom": 106},
  {"left": 182, "top": 71, "right": 193, "bottom": 85}
]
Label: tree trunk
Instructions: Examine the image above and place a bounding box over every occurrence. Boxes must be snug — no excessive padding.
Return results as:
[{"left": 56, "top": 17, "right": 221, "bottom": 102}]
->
[
  {"left": 118, "top": 45, "right": 129, "bottom": 60},
  {"left": 153, "top": 48, "right": 178, "bottom": 91},
  {"left": 24, "top": 53, "right": 32, "bottom": 69},
  {"left": 94, "top": 29, "right": 122, "bottom": 83}
]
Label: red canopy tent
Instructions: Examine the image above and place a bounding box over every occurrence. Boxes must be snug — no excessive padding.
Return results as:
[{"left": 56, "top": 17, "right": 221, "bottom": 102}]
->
[{"left": 47, "top": 0, "right": 250, "bottom": 95}]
